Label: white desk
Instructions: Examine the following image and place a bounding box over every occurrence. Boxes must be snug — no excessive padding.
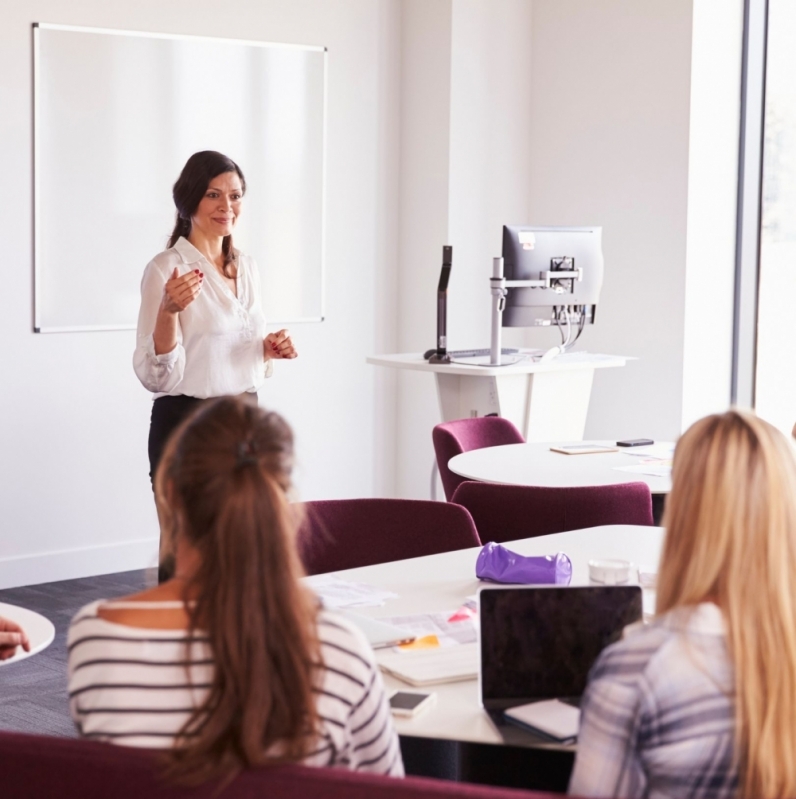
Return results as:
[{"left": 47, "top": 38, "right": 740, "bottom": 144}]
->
[
  {"left": 0, "top": 602, "right": 55, "bottom": 667},
  {"left": 367, "top": 352, "right": 629, "bottom": 442},
  {"left": 449, "top": 442, "right": 673, "bottom": 496},
  {"left": 331, "top": 524, "right": 663, "bottom": 748}
]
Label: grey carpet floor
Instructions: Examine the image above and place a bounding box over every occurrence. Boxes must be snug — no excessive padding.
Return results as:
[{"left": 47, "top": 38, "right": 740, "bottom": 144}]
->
[{"left": 0, "top": 569, "right": 156, "bottom": 736}]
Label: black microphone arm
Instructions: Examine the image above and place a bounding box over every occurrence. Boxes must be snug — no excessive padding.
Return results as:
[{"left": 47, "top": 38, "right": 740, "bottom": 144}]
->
[{"left": 428, "top": 245, "right": 452, "bottom": 364}]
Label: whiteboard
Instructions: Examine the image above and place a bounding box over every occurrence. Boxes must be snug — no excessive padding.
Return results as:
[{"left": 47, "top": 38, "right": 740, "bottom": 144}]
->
[{"left": 33, "top": 24, "right": 327, "bottom": 332}]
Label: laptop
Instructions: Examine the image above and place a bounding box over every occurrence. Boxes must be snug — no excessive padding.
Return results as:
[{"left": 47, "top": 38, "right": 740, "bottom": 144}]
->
[{"left": 479, "top": 585, "right": 642, "bottom": 745}]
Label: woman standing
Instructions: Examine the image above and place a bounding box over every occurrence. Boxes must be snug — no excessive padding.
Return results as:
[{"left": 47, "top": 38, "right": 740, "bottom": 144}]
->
[
  {"left": 569, "top": 410, "right": 796, "bottom": 799},
  {"left": 133, "top": 151, "right": 296, "bottom": 486}
]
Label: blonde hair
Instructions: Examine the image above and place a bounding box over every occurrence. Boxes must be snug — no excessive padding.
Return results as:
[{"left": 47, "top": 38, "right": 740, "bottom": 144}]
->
[{"left": 657, "top": 410, "right": 796, "bottom": 799}]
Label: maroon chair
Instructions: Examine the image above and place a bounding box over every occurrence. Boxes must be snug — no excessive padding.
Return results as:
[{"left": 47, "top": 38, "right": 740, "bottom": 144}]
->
[
  {"left": 451, "top": 480, "right": 654, "bottom": 544},
  {"left": 0, "top": 731, "right": 564, "bottom": 799},
  {"left": 297, "top": 498, "right": 481, "bottom": 575},
  {"left": 433, "top": 418, "right": 525, "bottom": 501}
]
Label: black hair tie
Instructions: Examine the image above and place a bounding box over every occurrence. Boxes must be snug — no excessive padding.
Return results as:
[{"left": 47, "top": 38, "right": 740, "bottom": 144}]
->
[{"left": 236, "top": 440, "right": 258, "bottom": 468}]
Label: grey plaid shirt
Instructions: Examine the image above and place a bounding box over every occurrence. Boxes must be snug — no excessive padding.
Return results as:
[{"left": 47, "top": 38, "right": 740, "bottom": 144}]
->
[{"left": 569, "top": 603, "right": 738, "bottom": 799}]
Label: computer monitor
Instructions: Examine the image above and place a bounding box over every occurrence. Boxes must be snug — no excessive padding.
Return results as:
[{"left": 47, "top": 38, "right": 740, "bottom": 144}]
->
[{"left": 501, "top": 226, "right": 604, "bottom": 328}]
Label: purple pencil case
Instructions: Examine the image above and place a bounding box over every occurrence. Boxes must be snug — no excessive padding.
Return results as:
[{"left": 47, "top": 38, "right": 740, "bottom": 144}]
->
[{"left": 475, "top": 541, "right": 572, "bottom": 585}]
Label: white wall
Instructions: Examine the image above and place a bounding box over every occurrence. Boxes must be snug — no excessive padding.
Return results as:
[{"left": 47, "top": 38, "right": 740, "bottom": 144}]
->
[
  {"left": 395, "top": 0, "right": 453, "bottom": 500},
  {"left": 0, "top": 0, "right": 401, "bottom": 589},
  {"left": 395, "top": 0, "right": 539, "bottom": 499},
  {"left": 527, "top": 0, "right": 695, "bottom": 442}
]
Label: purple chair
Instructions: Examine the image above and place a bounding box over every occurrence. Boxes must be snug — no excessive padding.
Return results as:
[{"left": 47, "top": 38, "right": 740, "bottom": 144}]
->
[
  {"left": 0, "top": 731, "right": 564, "bottom": 799},
  {"left": 297, "top": 498, "right": 481, "bottom": 575},
  {"left": 433, "top": 418, "right": 525, "bottom": 501},
  {"left": 451, "top": 480, "right": 654, "bottom": 544}
]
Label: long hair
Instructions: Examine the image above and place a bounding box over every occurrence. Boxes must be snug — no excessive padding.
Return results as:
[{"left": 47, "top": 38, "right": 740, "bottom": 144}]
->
[
  {"left": 167, "top": 151, "right": 246, "bottom": 277},
  {"left": 155, "top": 397, "right": 320, "bottom": 783},
  {"left": 657, "top": 410, "right": 796, "bottom": 799}
]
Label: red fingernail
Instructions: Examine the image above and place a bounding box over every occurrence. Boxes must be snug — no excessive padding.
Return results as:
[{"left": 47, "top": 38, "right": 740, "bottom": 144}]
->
[{"left": 194, "top": 269, "right": 200, "bottom": 274}]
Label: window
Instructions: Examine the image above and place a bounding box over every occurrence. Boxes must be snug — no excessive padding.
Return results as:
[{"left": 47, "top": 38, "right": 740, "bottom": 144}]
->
[{"left": 753, "top": 0, "right": 796, "bottom": 433}]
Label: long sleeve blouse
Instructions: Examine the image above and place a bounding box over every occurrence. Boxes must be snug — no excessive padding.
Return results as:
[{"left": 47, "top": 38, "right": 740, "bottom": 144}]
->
[
  {"left": 569, "top": 603, "right": 736, "bottom": 799},
  {"left": 133, "top": 237, "right": 272, "bottom": 399},
  {"left": 67, "top": 601, "right": 404, "bottom": 776}
]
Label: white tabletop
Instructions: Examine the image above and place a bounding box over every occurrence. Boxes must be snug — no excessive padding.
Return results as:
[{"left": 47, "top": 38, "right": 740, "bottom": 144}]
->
[
  {"left": 366, "top": 351, "right": 629, "bottom": 377},
  {"left": 0, "top": 602, "right": 56, "bottom": 667},
  {"left": 332, "top": 524, "right": 664, "bottom": 748},
  {"left": 448, "top": 441, "right": 673, "bottom": 495}
]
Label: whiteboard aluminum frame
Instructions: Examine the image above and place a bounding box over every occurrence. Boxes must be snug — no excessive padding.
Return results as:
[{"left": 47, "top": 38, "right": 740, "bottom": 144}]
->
[{"left": 32, "top": 22, "right": 328, "bottom": 333}]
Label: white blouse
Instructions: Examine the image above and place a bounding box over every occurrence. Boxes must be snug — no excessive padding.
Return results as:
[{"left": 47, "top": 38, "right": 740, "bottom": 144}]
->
[{"left": 133, "top": 237, "right": 273, "bottom": 399}]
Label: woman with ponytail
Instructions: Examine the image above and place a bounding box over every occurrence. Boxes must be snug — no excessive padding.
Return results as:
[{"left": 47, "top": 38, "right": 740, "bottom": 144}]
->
[
  {"left": 133, "top": 151, "right": 297, "bottom": 498},
  {"left": 67, "top": 397, "right": 403, "bottom": 782},
  {"left": 569, "top": 409, "right": 796, "bottom": 799}
]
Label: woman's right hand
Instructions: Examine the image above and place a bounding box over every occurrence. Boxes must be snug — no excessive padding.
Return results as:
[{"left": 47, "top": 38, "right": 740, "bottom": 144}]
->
[{"left": 160, "top": 267, "right": 204, "bottom": 314}]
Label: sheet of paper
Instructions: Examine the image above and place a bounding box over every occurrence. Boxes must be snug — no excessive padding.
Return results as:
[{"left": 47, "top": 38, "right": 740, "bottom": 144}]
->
[
  {"left": 549, "top": 352, "right": 628, "bottom": 364},
  {"left": 303, "top": 574, "right": 398, "bottom": 609},
  {"left": 622, "top": 443, "right": 675, "bottom": 459},
  {"left": 450, "top": 355, "right": 531, "bottom": 367},
  {"left": 614, "top": 463, "right": 672, "bottom": 478},
  {"left": 380, "top": 611, "right": 478, "bottom": 648}
]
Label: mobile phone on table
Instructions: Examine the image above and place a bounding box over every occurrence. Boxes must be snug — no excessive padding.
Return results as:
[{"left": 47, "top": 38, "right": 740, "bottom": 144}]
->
[
  {"left": 616, "top": 438, "right": 654, "bottom": 447},
  {"left": 389, "top": 691, "right": 437, "bottom": 717}
]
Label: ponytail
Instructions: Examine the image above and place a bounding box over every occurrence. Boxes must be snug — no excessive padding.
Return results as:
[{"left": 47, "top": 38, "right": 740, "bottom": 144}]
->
[
  {"left": 221, "top": 235, "right": 237, "bottom": 278},
  {"left": 167, "top": 215, "right": 192, "bottom": 249},
  {"left": 167, "top": 220, "right": 237, "bottom": 278},
  {"left": 157, "top": 399, "right": 320, "bottom": 784}
]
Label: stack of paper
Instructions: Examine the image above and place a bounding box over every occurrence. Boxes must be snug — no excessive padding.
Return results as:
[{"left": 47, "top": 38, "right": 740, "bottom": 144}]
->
[
  {"left": 376, "top": 642, "right": 480, "bottom": 686},
  {"left": 303, "top": 574, "right": 398, "bottom": 609}
]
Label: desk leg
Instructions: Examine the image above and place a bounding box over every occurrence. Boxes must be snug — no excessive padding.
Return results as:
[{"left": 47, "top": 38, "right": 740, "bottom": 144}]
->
[
  {"left": 435, "top": 373, "right": 525, "bottom": 431},
  {"left": 435, "top": 374, "right": 500, "bottom": 421},
  {"left": 523, "top": 369, "right": 595, "bottom": 442},
  {"left": 434, "top": 369, "right": 595, "bottom": 443}
]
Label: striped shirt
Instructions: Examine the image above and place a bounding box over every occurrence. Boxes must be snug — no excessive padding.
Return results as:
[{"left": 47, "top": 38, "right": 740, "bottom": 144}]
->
[
  {"left": 67, "top": 601, "right": 403, "bottom": 777},
  {"left": 569, "top": 602, "right": 737, "bottom": 799}
]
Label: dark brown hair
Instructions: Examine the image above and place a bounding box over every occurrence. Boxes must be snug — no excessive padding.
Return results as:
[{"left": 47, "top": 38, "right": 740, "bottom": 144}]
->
[
  {"left": 168, "top": 151, "right": 247, "bottom": 277},
  {"left": 155, "top": 397, "right": 320, "bottom": 784}
]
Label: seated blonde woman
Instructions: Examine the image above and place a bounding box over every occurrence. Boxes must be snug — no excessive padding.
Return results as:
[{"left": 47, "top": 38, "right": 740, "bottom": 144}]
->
[
  {"left": 569, "top": 410, "right": 796, "bottom": 799},
  {"left": 67, "top": 397, "right": 403, "bottom": 782}
]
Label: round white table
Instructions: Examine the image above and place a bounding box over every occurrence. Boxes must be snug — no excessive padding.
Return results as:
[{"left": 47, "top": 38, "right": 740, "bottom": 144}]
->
[
  {"left": 0, "top": 602, "right": 56, "bottom": 666},
  {"left": 448, "top": 441, "right": 674, "bottom": 495}
]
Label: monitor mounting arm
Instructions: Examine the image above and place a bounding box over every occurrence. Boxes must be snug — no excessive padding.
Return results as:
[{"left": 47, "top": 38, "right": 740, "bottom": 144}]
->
[{"left": 489, "top": 256, "right": 583, "bottom": 366}]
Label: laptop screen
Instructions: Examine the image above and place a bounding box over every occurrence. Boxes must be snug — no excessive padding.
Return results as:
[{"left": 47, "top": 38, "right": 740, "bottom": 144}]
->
[{"left": 479, "top": 586, "right": 642, "bottom": 710}]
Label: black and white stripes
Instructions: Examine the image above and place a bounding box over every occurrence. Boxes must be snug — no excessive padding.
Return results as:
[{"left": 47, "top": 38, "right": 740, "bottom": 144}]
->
[{"left": 67, "top": 602, "right": 403, "bottom": 777}]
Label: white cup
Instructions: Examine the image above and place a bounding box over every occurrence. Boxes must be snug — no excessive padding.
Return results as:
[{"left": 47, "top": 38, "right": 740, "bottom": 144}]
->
[{"left": 588, "top": 559, "right": 634, "bottom": 586}]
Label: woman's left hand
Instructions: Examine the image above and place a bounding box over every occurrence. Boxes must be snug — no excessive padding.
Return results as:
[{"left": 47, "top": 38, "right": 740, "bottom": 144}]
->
[
  {"left": 0, "top": 616, "right": 30, "bottom": 661},
  {"left": 264, "top": 329, "right": 298, "bottom": 360}
]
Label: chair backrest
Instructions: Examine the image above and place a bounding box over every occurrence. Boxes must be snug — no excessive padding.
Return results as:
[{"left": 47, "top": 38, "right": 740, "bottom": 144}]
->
[
  {"left": 0, "top": 731, "right": 562, "bottom": 799},
  {"left": 432, "top": 418, "right": 525, "bottom": 501},
  {"left": 451, "top": 481, "right": 654, "bottom": 544},
  {"left": 297, "top": 498, "right": 481, "bottom": 575}
]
